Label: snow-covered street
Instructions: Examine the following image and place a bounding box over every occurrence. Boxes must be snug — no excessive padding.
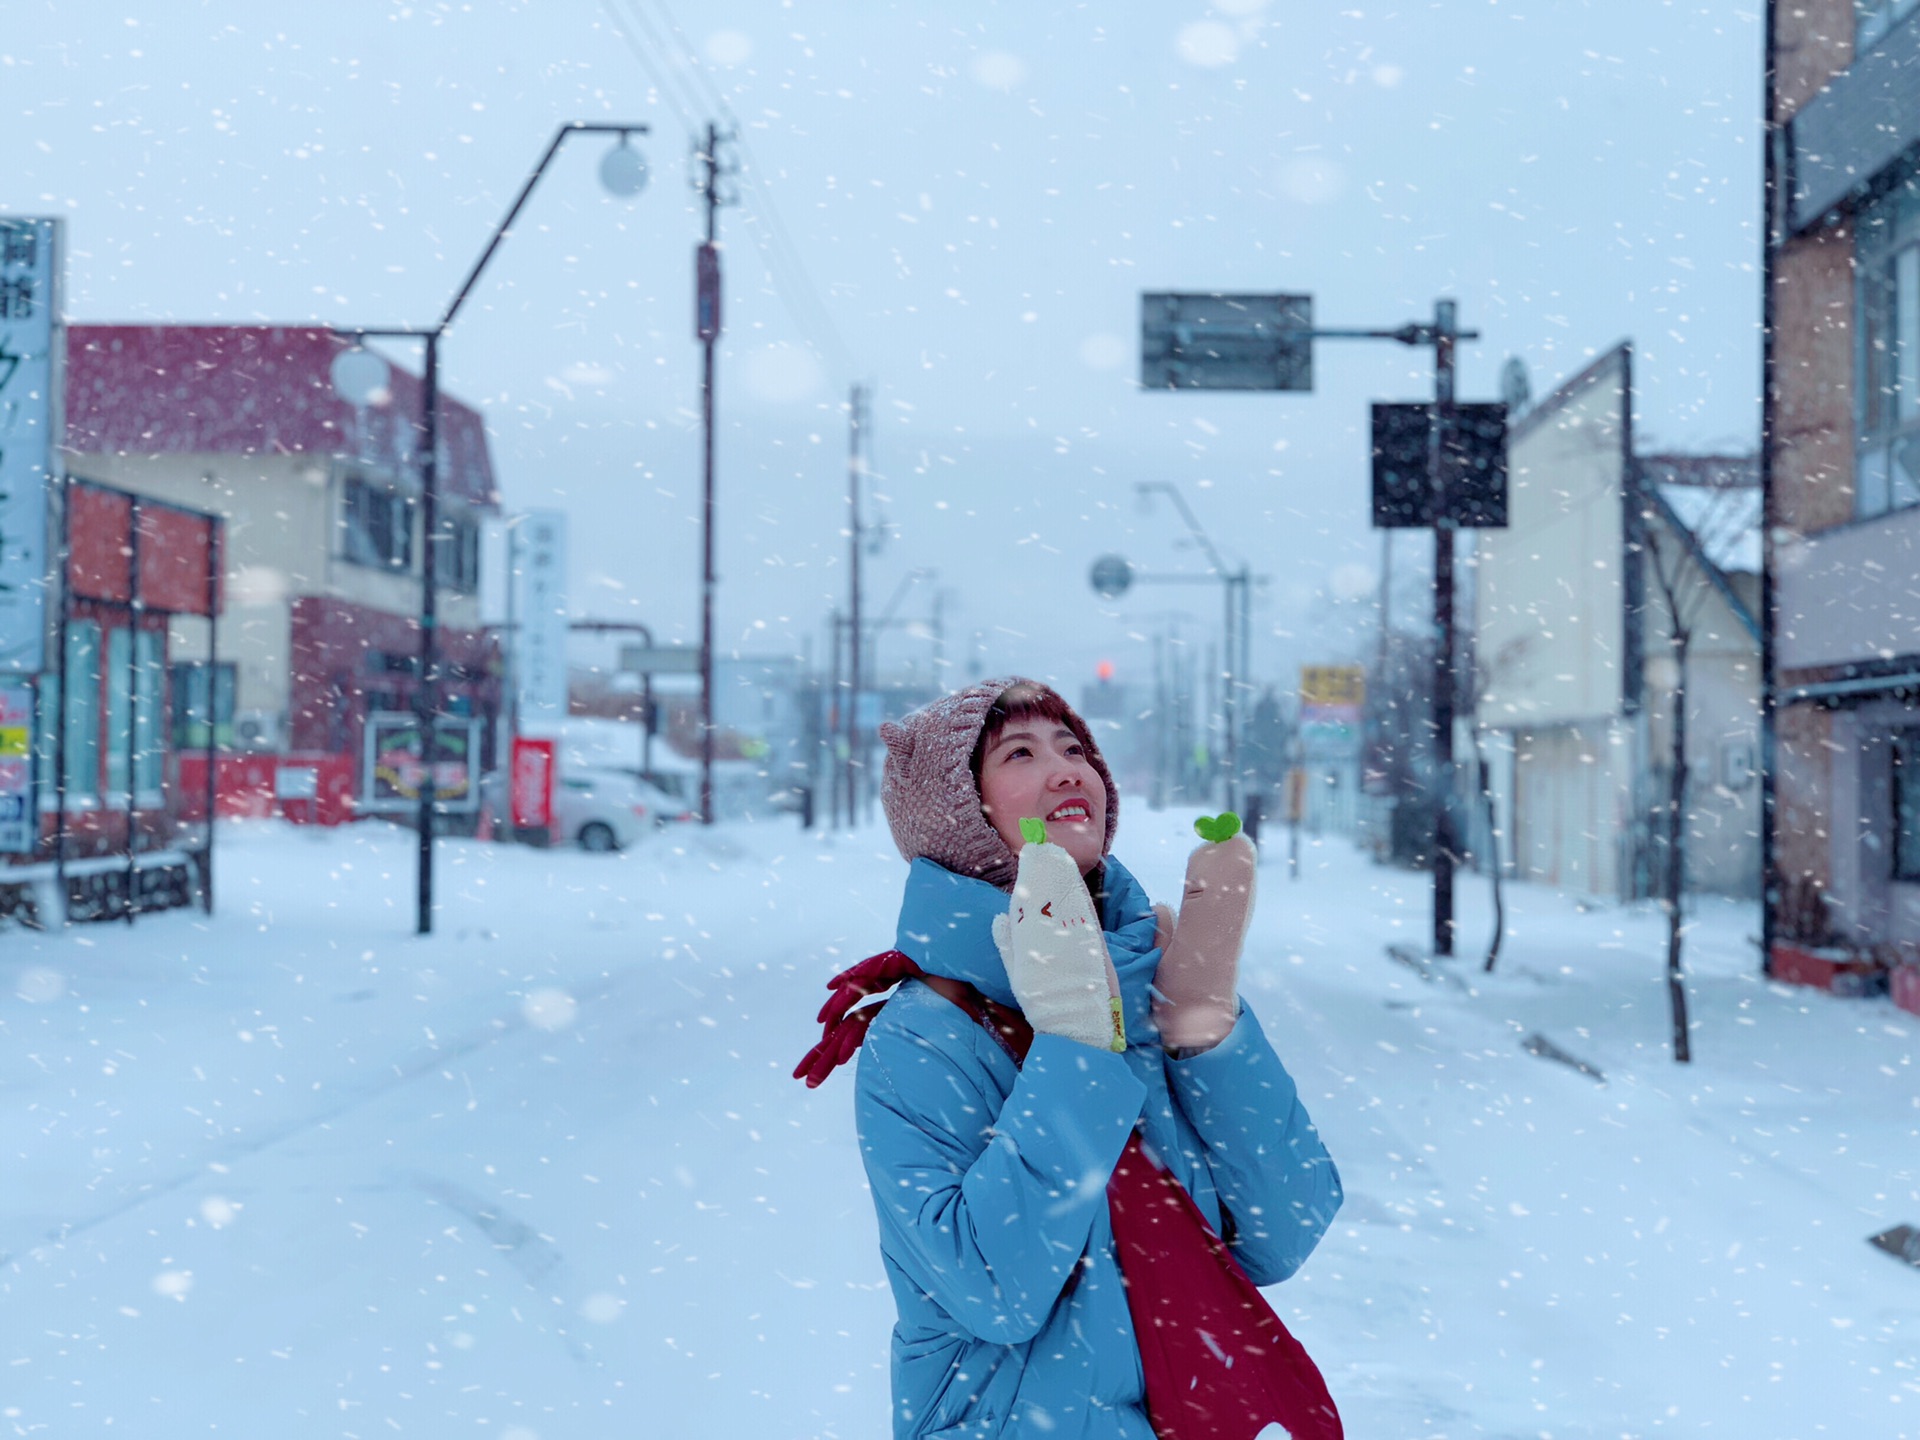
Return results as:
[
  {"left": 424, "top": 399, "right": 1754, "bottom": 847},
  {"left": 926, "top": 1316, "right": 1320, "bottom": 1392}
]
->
[{"left": 4, "top": 814, "right": 1917, "bottom": 1438}]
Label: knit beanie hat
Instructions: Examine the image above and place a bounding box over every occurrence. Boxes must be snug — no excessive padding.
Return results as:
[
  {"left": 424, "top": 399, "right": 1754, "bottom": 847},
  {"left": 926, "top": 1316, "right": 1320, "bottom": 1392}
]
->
[{"left": 879, "top": 676, "right": 1120, "bottom": 890}]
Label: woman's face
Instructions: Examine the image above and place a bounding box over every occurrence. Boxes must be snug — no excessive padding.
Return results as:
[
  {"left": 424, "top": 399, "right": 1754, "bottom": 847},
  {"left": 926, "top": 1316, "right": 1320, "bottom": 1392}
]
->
[{"left": 976, "top": 719, "right": 1107, "bottom": 875}]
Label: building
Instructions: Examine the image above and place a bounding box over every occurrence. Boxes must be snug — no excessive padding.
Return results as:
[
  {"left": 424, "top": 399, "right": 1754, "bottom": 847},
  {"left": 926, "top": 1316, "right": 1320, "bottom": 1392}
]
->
[
  {"left": 1766, "top": 1, "right": 1920, "bottom": 984},
  {"left": 1473, "top": 344, "right": 1761, "bottom": 900},
  {"left": 61, "top": 325, "right": 501, "bottom": 826}
]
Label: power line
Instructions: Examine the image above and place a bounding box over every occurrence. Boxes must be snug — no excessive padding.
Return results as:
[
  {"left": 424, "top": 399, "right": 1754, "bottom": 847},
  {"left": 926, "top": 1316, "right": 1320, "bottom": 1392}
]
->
[
  {"left": 596, "top": 0, "right": 702, "bottom": 134},
  {"left": 618, "top": 0, "right": 859, "bottom": 380}
]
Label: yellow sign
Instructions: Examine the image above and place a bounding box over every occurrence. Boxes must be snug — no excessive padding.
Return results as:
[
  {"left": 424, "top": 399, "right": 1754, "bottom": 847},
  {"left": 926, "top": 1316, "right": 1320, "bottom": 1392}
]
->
[
  {"left": 0, "top": 725, "right": 27, "bottom": 759},
  {"left": 1299, "top": 664, "right": 1365, "bottom": 708}
]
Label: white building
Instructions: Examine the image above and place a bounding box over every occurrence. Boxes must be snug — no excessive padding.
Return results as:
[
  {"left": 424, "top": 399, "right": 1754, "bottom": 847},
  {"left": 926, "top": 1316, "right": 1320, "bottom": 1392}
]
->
[{"left": 1473, "top": 344, "right": 1760, "bottom": 900}]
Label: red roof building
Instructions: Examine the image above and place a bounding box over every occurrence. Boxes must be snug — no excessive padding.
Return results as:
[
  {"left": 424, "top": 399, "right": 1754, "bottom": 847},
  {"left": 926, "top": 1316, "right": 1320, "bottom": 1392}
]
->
[{"left": 53, "top": 324, "right": 502, "bottom": 844}]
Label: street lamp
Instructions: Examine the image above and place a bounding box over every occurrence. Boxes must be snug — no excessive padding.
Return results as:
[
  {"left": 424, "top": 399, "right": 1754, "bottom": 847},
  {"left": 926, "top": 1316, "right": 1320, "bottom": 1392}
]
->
[{"left": 330, "top": 121, "right": 650, "bottom": 937}]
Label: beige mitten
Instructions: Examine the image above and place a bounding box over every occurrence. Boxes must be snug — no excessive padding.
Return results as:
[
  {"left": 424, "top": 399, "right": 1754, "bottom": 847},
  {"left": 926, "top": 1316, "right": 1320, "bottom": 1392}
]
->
[
  {"left": 991, "top": 827, "right": 1126, "bottom": 1053},
  {"left": 1152, "top": 832, "right": 1256, "bottom": 1052}
]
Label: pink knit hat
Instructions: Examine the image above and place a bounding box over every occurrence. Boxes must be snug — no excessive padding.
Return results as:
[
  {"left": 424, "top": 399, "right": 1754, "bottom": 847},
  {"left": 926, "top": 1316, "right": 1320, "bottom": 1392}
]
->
[{"left": 879, "top": 677, "right": 1119, "bottom": 890}]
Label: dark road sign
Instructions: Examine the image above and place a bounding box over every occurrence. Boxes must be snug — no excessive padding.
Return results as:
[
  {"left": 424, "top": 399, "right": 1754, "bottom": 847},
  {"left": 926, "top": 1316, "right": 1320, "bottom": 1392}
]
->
[{"left": 1371, "top": 402, "right": 1509, "bottom": 528}]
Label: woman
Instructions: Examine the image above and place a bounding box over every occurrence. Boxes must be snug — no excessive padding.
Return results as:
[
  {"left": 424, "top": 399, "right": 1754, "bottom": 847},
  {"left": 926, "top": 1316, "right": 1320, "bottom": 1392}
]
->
[{"left": 813, "top": 678, "right": 1341, "bottom": 1439}]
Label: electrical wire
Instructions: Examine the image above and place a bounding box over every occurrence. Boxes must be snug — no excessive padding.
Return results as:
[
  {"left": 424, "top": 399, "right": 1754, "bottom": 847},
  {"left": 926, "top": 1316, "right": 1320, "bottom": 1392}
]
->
[
  {"left": 615, "top": 0, "right": 860, "bottom": 381},
  {"left": 596, "top": 0, "right": 703, "bottom": 139}
]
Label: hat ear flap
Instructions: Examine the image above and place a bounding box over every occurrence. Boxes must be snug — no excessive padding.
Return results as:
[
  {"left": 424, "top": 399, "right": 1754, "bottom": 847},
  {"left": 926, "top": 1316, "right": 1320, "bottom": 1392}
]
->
[{"left": 879, "top": 719, "right": 913, "bottom": 768}]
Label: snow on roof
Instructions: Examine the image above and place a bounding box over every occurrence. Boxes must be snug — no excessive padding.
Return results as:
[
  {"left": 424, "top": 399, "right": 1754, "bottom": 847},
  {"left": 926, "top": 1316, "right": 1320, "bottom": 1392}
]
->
[
  {"left": 65, "top": 325, "right": 497, "bottom": 508},
  {"left": 1656, "top": 480, "right": 1761, "bottom": 576}
]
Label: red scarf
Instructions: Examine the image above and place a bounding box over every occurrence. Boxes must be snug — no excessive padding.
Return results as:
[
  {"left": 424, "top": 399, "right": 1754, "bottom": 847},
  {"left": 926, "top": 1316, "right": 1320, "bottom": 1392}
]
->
[{"left": 796, "top": 951, "right": 1343, "bottom": 1440}]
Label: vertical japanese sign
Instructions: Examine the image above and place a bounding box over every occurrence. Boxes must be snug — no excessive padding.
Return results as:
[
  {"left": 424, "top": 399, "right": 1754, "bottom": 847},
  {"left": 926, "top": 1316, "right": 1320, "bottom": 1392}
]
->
[
  {"left": 0, "top": 218, "right": 58, "bottom": 675},
  {"left": 0, "top": 679, "right": 32, "bottom": 853},
  {"left": 515, "top": 509, "right": 569, "bottom": 727}
]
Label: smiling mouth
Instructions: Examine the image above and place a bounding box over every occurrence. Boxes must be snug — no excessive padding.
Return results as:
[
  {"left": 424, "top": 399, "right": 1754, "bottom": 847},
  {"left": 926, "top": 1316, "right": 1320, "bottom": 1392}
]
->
[{"left": 1046, "top": 801, "right": 1093, "bottom": 823}]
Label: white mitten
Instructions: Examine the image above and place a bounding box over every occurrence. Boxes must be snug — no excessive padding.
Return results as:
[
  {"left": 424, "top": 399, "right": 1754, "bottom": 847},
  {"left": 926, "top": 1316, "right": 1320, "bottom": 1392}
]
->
[{"left": 990, "top": 831, "right": 1126, "bottom": 1053}]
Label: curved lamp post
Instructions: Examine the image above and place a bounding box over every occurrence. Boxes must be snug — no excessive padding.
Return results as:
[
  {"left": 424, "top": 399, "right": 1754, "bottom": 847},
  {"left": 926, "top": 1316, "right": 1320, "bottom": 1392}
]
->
[
  {"left": 332, "top": 121, "right": 650, "bottom": 937},
  {"left": 1095, "top": 483, "right": 1255, "bottom": 812}
]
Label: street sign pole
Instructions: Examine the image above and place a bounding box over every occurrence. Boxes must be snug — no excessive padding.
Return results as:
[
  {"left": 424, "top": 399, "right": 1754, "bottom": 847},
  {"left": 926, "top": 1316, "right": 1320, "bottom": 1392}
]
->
[
  {"left": 1430, "top": 300, "right": 1458, "bottom": 957},
  {"left": 1141, "top": 290, "right": 1505, "bottom": 961}
]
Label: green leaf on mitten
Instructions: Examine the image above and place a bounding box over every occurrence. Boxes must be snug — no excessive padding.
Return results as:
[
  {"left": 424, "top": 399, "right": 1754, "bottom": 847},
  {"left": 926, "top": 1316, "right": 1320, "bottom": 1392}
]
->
[
  {"left": 1019, "top": 816, "right": 1048, "bottom": 846},
  {"left": 1193, "top": 812, "right": 1242, "bottom": 844}
]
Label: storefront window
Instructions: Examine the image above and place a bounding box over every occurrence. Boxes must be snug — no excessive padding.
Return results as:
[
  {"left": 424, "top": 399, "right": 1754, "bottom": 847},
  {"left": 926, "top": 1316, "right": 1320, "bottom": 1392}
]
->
[
  {"left": 61, "top": 620, "right": 101, "bottom": 800},
  {"left": 106, "top": 627, "right": 165, "bottom": 799}
]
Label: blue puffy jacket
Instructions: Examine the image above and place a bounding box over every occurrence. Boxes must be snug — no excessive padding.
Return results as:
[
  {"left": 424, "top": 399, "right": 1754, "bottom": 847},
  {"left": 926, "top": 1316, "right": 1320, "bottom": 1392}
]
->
[{"left": 856, "top": 856, "right": 1343, "bottom": 1439}]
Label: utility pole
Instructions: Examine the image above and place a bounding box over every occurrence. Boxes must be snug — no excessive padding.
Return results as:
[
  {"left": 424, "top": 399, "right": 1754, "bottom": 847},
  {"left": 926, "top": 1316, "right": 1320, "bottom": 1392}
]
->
[
  {"left": 827, "top": 607, "right": 844, "bottom": 829},
  {"left": 845, "top": 382, "right": 868, "bottom": 829},
  {"left": 1139, "top": 289, "right": 1500, "bottom": 960},
  {"left": 694, "top": 122, "right": 735, "bottom": 826},
  {"left": 416, "top": 333, "right": 442, "bottom": 933},
  {"left": 1429, "top": 299, "right": 1460, "bottom": 957},
  {"left": 1131, "top": 482, "right": 1244, "bottom": 810}
]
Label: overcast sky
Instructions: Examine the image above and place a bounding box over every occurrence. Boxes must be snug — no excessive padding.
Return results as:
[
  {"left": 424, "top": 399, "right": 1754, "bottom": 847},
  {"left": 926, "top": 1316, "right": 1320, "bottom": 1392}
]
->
[{"left": 1, "top": 0, "right": 1762, "bottom": 695}]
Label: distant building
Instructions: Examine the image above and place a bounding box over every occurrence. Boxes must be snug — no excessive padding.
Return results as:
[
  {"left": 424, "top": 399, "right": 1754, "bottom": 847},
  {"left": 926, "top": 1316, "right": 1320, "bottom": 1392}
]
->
[
  {"left": 61, "top": 325, "right": 501, "bottom": 826},
  {"left": 1472, "top": 344, "right": 1760, "bottom": 900}
]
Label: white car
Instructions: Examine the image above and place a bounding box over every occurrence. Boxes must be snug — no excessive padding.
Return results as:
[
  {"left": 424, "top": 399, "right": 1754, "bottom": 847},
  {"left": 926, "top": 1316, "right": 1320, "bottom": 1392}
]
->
[{"left": 550, "top": 769, "right": 689, "bottom": 852}]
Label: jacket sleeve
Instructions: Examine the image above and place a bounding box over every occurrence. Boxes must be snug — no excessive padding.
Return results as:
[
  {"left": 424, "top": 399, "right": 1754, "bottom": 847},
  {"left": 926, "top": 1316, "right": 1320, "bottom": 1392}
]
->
[
  {"left": 1163, "top": 1001, "right": 1342, "bottom": 1285},
  {"left": 856, "top": 1005, "right": 1146, "bottom": 1345}
]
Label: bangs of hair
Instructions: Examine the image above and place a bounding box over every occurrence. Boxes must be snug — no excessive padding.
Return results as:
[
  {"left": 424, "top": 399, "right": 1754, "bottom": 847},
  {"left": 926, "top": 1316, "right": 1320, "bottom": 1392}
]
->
[{"left": 970, "top": 683, "right": 1077, "bottom": 781}]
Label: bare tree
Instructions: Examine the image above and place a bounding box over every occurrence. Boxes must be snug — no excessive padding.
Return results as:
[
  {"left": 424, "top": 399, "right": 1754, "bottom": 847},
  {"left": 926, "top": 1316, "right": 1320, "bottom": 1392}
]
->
[
  {"left": 1470, "top": 635, "right": 1534, "bottom": 974},
  {"left": 1640, "top": 483, "right": 1754, "bottom": 1065}
]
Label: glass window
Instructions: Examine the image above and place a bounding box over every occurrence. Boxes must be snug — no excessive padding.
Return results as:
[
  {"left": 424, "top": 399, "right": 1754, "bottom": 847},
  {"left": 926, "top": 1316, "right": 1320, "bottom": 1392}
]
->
[
  {"left": 106, "top": 626, "right": 130, "bottom": 798},
  {"left": 444, "top": 514, "right": 482, "bottom": 594},
  {"left": 104, "top": 628, "right": 163, "bottom": 799},
  {"left": 342, "top": 474, "right": 415, "bottom": 571},
  {"left": 170, "top": 661, "right": 236, "bottom": 750},
  {"left": 1898, "top": 434, "right": 1920, "bottom": 510},
  {"left": 1854, "top": 178, "right": 1920, "bottom": 516},
  {"left": 1858, "top": 0, "right": 1920, "bottom": 53},
  {"left": 1860, "top": 441, "right": 1892, "bottom": 519},
  {"left": 137, "top": 630, "right": 164, "bottom": 795},
  {"left": 62, "top": 620, "right": 100, "bottom": 800},
  {"left": 1897, "top": 729, "right": 1920, "bottom": 881}
]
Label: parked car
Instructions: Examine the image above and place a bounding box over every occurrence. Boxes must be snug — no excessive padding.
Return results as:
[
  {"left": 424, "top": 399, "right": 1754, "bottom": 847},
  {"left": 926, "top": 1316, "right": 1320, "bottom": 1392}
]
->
[{"left": 549, "top": 769, "right": 690, "bottom": 852}]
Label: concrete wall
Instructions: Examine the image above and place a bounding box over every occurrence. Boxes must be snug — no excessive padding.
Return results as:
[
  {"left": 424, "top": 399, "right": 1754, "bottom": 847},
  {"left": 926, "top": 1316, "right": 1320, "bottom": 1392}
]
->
[
  {"left": 1510, "top": 718, "right": 1634, "bottom": 899},
  {"left": 1776, "top": 503, "right": 1920, "bottom": 669},
  {"left": 1476, "top": 348, "right": 1630, "bottom": 729}
]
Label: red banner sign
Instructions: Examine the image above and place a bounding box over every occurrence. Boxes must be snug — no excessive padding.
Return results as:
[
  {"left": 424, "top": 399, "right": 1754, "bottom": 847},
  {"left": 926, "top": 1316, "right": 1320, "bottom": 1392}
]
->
[{"left": 510, "top": 737, "right": 556, "bottom": 830}]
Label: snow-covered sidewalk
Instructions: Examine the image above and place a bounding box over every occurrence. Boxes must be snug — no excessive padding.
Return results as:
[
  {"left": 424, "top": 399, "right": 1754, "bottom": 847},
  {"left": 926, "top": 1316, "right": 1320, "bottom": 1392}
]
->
[{"left": 2, "top": 813, "right": 1915, "bottom": 1438}]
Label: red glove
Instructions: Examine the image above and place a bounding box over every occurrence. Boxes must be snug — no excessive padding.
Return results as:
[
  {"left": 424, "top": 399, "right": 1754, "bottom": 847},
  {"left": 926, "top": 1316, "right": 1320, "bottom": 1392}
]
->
[{"left": 792, "top": 949, "right": 924, "bottom": 1088}]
